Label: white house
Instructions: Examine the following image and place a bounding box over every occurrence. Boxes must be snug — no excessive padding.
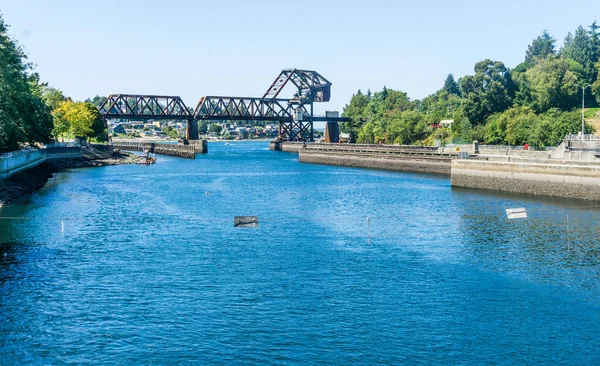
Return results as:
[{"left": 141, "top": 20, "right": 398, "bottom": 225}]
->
[{"left": 440, "top": 119, "right": 454, "bottom": 128}]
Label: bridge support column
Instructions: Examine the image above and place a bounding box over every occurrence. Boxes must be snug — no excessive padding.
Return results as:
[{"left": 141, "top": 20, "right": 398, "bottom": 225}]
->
[
  {"left": 269, "top": 141, "right": 283, "bottom": 151},
  {"left": 187, "top": 118, "right": 199, "bottom": 140},
  {"left": 324, "top": 121, "right": 339, "bottom": 143}
]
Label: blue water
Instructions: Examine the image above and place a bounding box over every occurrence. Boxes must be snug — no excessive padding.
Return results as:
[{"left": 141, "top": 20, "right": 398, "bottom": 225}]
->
[{"left": 2, "top": 141, "right": 600, "bottom": 364}]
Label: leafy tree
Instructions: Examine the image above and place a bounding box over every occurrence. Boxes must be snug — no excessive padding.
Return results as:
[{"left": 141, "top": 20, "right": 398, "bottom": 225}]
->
[
  {"left": 342, "top": 90, "right": 372, "bottom": 141},
  {"left": 524, "top": 57, "right": 579, "bottom": 112},
  {"left": 455, "top": 117, "right": 473, "bottom": 143},
  {"left": 525, "top": 30, "right": 556, "bottom": 63},
  {"left": 208, "top": 124, "right": 222, "bottom": 134},
  {"left": 89, "top": 95, "right": 107, "bottom": 108},
  {"left": 460, "top": 60, "right": 516, "bottom": 124},
  {"left": 60, "top": 101, "right": 106, "bottom": 140},
  {"left": 0, "top": 14, "right": 53, "bottom": 152},
  {"left": 41, "top": 86, "right": 68, "bottom": 110},
  {"left": 52, "top": 101, "right": 71, "bottom": 142},
  {"left": 419, "top": 90, "right": 461, "bottom": 121},
  {"left": 198, "top": 120, "right": 209, "bottom": 135},
  {"left": 387, "top": 110, "right": 429, "bottom": 144},
  {"left": 593, "top": 61, "right": 600, "bottom": 104}
]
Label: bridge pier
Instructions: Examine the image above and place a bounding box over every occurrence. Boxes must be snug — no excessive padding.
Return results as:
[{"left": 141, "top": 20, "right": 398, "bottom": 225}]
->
[
  {"left": 324, "top": 122, "right": 339, "bottom": 143},
  {"left": 180, "top": 139, "right": 208, "bottom": 153},
  {"left": 187, "top": 118, "right": 199, "bottom": 140},
  {"left": 269, "top": 141, "right": 282, "bottom": 151}
]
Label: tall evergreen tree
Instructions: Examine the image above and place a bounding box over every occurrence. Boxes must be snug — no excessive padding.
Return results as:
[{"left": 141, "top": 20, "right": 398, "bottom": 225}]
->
[
  {"left": 442, "top": 74, "right": 460, "bottom": 95},
  {"left": 525, "top": 30, "right": 556, "bottom": 62},
  {"left": 561, "top": 25, "right": 599, "bottom": 85}
]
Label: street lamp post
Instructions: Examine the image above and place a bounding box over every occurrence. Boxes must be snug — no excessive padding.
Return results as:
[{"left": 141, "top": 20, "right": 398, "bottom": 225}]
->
[{"left": 576, "top": 84, "right": 592, "bottom": 140}]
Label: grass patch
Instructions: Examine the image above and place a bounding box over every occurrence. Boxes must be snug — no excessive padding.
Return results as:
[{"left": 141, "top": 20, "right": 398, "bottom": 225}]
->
[{"left": 584, "top": 108, "right": 600, "bottom": 118}]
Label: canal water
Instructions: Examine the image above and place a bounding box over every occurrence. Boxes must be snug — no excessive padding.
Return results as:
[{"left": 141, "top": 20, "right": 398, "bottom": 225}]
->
[{"left": 1, "top": 141, "right": 600, "bottom": 364}]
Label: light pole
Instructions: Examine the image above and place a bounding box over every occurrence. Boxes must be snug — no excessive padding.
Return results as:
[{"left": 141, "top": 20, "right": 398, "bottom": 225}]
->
[{"left": 576, "top": 84, "right": 592, "bottom": 140}]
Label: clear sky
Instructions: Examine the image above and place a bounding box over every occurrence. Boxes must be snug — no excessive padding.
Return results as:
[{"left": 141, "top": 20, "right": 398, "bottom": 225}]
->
[{"left": 2, "top": 0, "right": 600, "bottom": 114}]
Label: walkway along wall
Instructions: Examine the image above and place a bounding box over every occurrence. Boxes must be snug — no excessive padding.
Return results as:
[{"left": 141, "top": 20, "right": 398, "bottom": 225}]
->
[
  {"left": 0, "top": 147, "right": 82, "bottom": 179},
  {"left": 451, "top": 159, "right": 600, "bottom": 201}
]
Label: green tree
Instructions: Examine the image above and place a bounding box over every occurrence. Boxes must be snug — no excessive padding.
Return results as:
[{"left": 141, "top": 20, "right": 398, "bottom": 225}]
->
[
  {"left": 52, "top": 101, "right": 71, "bottom": 142},
  {"left": 209, "top": 124, "right": 222, "bottom": 134},
  {"left": 593, "top": 61, "right": 600, "bottom": 104},
  {"left": 460, "top": 60, "right": 516, "bottom": 124},
  {"left": 0, "top": 14, "right": 53, "bottom": 151},
  {"left": 41, "top": 86, "right": 68, "bottom": 110},
  {"left": 442, "top": 74, "right": 460, "bottom": 95},
  {"left": 525, "top": 30, "right": 556, "bottom": 63},
  {"left": 198, "top": 120, "right": 209, "bottom": 135},
  {"left": 89, "top": 95, "right": 107, "bottom": 108},
  {"left": 561, "top": 25, "right": 599, "bottom": 86},
  {"left": 524, "top": 57, "right": 579, "bottom": 112},
  {"left": 61, "top": 101, "right": 106, "bottom": 140},
  {"left": 342, "top": 90, "right": 370, "bottom": 140}
]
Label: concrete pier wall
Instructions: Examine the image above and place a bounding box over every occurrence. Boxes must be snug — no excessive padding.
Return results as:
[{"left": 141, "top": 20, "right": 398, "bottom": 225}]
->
[
  {"left": 269, "top": 141, "right": 305, "bottom": 152},
  {"left": 112, "top": 142, "right": 196, "bottom": 159},
  {"left": 451, "top": 159, "right": 600, "bottom": 201},
  {"left": 299, "top": 150, "right": 451, "bottom": 175}
]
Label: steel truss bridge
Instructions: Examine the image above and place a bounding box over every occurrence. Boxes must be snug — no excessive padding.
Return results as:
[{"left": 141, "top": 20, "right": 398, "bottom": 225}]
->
[{"left": 98, "top": 69, "right": 350, "bottom": 142}]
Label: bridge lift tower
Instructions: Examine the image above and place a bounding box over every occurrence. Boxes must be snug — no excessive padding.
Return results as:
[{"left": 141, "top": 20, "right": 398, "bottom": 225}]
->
[{"left": 262, "top": 69, "right": 332, "bottom": 142}]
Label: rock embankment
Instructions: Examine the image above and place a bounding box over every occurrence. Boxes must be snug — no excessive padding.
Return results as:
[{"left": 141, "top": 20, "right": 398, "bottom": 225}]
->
[{"left": 0, "top": 151, "right": 137, "bottom": 208}]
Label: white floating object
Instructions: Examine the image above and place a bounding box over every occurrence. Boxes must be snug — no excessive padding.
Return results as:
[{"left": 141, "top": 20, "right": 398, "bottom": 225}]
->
[{"left": 506, "top": 208, "right": 527, "bottom": 219}]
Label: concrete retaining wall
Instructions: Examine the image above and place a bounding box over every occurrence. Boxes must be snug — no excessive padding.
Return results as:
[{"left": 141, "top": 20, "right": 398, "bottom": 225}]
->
[
  {"left": 269, "top": 142, "right": 305, "bottom": 152},
  {"left": 299, "top": 151, "right": 451, "bottom": 175},
  {"left": 0, "top": 147, "right": 82, "bottom": 179},
  {"left": 451, "top": 159, "right": 600, "bottom": 201},
  {"left": 0, "top": 150, "right": 47, "bottom": 179}
]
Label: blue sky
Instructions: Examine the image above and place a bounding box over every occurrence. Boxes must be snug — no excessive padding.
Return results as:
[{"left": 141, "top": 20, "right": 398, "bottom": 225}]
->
[{"left": 2, "top": 0, "right": 599, "bottom": 114}]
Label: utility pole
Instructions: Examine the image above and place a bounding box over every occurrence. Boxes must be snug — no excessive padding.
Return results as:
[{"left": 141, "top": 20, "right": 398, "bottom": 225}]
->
[{"left": 576, "top": 84, "right": 592, "bottom": 140}]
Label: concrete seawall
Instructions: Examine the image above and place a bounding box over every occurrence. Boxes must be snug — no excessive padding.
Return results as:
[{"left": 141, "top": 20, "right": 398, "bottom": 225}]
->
[
  {"left": 451, "top": 160, "right": 600, "bottom": 201},
  {"left": 299, "top": 150, "right": 452, "bottom": 175},
  {"left": 269, "top": 141, "right": 305, "bottom": 152},
  {"left": 1, "top": 147, "right": 83, "bottom": 179}
]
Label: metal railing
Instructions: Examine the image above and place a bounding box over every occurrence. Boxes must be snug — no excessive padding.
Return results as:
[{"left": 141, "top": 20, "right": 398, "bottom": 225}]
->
[
  {"left": 0, "top": 148, "right": 46, "bottom": 159},
  {"left": 565, "top": 134, "right": 600, "bottom": 141}
]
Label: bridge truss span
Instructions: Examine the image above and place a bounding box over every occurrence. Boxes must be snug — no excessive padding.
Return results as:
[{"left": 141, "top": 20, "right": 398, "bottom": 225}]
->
[
  {"left": 99, "top": 94, "right": 193, "bottom": 121},
  {"left": 193, "top": 96, "right": 293, "bottom": 122}
]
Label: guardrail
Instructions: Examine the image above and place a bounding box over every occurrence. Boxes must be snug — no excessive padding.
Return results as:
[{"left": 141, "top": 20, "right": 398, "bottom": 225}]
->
[
  {"left": 565, "top": 134, "right": 600, "bottom": 141},
  {"left": 303, "top": 144, "right": 457, "bottom": 158},
  {"left": 285, "top": 141, "right": 440, "bottom": 151}
]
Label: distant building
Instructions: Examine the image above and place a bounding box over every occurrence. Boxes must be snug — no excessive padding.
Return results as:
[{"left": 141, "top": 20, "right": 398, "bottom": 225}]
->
[
  {"left": 439, "top": 119, "right": 454, "bottom": 128},
  {"left": 339, "top": 132, "right": 351, "bottom": 143}
]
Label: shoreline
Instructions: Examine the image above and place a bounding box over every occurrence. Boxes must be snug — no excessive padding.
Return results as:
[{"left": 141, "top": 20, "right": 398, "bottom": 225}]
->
[{"left": 0, "top": 151, "right": 137, "bottom": 209}]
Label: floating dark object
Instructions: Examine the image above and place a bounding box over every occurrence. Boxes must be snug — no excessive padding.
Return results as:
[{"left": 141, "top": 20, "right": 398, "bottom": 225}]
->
[{"left": 234, "top": 216, "right": 259, "bottom": 228}]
